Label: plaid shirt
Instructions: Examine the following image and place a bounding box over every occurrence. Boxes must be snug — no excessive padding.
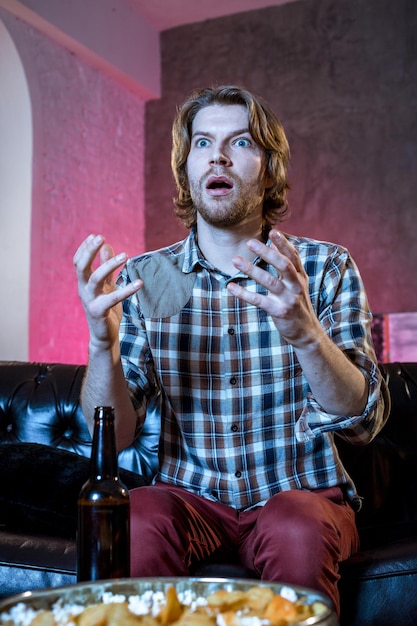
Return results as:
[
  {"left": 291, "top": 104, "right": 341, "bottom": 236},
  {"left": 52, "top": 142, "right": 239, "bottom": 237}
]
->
[{"left": 118, "top": 229, "right": 386, "bottom": 511}]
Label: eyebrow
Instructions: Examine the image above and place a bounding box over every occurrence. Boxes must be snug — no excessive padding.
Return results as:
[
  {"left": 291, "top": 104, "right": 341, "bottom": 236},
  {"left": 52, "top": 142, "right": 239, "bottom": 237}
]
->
[{"left": 191, "top": 127, "right": 251, "bottom": 139}]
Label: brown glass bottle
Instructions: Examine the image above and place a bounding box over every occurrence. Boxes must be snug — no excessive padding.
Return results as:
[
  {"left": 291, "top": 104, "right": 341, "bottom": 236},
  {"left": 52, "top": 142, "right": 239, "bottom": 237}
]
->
[{"left": 77, "top": 406, "right": 130, "bottom": 582}]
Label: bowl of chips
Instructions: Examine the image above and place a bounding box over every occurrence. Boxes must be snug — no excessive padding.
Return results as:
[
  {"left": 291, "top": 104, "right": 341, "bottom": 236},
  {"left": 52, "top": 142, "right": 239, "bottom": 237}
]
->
[{"left": 0, "top": 577, "right": 338, "bottom": 626}]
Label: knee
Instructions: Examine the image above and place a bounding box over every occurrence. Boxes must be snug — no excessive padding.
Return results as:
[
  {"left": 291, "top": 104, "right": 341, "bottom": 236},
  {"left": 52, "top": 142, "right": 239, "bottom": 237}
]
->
[{"left": 257, "top": 490, "right": 331, "bottom": 544}]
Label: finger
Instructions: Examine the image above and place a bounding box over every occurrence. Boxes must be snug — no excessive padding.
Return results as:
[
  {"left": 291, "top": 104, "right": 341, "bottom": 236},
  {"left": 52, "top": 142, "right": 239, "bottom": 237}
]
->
[
  {"left": 227, "top": 280, "right": 271, "bottom": 309},
  {"left": 98, "top": 243, "right": 122, "bottom": 286},
  {"left": 100, "top": 242, "right": 115, "bottom": 264},
  {"left": 227, "top": 281, "right": 285, "bottom": 320},
  {"left": 89, "top": 279, "right": 143, "bottom": 317},
  {"left": 73, "top": 234, "right": 93, "bottom": 269},
  {"left": 73, "top": 234, "right": 105, "bottom": 278},
  {"left": 245, "top": 237, "right": 300, "bottom": 283},
  {"left": 269, "top": 230, "right": 304, "bottom": 273},
  {"left": 232, "top": 255, "right": 284, "bottom": 294},
  {"left": 89, "top": 251, "right": 129, "bottom": 292},
  {"left": 74, "top": 235, "right": 129, "bottom": 294}
]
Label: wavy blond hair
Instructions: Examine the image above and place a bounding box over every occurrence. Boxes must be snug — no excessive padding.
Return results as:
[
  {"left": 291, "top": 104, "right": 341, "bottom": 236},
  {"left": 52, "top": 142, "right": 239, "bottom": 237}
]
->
[{"left": 171, "top": 85, "right": 290, "bottom": 230}]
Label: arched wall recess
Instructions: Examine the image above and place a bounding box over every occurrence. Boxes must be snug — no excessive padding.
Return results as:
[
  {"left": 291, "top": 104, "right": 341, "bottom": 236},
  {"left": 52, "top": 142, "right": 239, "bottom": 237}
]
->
[{"left": 0, "top": 19, "right": 32, "bottom": 360}]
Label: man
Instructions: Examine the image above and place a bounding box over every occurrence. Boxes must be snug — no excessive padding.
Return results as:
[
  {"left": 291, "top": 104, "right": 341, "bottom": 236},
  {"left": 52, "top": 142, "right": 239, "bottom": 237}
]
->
[{"left": 74, "top": 85, "right": 388, "bottom": 614}]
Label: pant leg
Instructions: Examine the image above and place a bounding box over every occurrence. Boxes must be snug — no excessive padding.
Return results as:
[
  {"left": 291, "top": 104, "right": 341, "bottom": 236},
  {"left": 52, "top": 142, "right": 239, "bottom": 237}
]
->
[
  {"left": 129, "top": 482, "right": 237, "bottom": 577},
  {"left": 239, "top": 487, "right": 358, "bottom": 616}
]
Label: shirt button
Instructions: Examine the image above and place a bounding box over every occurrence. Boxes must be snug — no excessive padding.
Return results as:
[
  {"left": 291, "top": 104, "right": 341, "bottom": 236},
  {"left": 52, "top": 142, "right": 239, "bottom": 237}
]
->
[
  {"left": 231, "top": 423, "right": 238, "bottom": 432},
  {"left": 230, "top": 377, "right": 237, "bottom": 385},
  {"left": 228, "top": 328, "right": 235, "bottom": 335},
  {"left": 235, "top": 471, "right": 242, "bottom": 478}
]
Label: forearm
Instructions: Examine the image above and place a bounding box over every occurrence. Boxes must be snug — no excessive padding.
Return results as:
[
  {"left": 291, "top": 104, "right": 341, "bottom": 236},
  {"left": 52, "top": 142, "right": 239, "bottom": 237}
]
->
[
  {"left": 81, "top": 342, "right": 138, "bottom": 451},
  {"left": 294, "top": 329, "right": 368, "bottom": 417}
]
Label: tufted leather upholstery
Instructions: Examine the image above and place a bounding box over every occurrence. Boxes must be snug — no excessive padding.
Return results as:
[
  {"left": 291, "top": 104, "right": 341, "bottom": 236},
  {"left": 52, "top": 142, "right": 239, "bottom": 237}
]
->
[
  {"left": 336, "top": 362, "right": 417, "bottom": 625},
  {"left": 0, "top": 361, "right": 417, "bottom": 626},
  {"left": 0, "top": 361, "right": 159, "bottom": 479}
]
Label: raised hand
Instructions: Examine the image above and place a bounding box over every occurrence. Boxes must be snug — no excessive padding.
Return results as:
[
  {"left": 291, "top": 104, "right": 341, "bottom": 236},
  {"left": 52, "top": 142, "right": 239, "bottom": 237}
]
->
[
  {"left": 227, "top": 229, "right": 321, "bottom": 348},
  {"left": 73, "top": 234, "right": 142, "bottom": 352}
]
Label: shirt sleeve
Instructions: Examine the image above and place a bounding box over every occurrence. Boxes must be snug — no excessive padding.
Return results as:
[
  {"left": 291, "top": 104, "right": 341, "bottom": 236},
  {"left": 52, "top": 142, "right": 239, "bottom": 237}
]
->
[
  {"left": 295, "top": 246, "right": 390, "bottom": 444},
  {"left": 117, "top": 264, "right": 159, "bottom": 435}
]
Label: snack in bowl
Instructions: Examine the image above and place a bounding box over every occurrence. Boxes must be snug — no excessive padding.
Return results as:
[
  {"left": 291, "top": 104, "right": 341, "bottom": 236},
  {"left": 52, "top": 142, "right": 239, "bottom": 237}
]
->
[{"left": 0, "top": 579, "right": 337, "bottom": 626}]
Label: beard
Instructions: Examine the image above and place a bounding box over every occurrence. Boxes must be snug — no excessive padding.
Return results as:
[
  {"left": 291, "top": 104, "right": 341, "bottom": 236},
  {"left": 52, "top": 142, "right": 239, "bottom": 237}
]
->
[{"left": 189, "top": 173, "right": 265, "bottom": 228}]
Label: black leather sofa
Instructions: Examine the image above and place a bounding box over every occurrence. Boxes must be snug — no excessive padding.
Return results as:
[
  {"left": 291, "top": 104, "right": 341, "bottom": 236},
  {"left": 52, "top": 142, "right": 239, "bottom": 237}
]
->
[{"left": 0, "top": 360, "right": 416, "bottom": 626}]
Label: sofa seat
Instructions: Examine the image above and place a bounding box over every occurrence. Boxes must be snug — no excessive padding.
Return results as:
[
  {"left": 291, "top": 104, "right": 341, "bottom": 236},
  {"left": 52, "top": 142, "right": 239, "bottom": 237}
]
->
[
  {"left": 0, "top": 531, "right": 76, "bottom": 599},
  {"left": 339, "top": 537, "right": 417, "bottom": 625}
]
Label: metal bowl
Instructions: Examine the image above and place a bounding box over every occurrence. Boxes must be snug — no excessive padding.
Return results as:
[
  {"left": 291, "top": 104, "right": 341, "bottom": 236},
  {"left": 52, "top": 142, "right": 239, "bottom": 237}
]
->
[{"left": 0, "top": 577, "right": 338, "bottom": 625}]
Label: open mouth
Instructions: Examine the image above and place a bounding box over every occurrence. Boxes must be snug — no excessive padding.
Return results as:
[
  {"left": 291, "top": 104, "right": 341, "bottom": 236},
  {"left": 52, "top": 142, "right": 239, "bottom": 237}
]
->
[{"left": 206, "top": 176, "right": 234, "bottom": 194}]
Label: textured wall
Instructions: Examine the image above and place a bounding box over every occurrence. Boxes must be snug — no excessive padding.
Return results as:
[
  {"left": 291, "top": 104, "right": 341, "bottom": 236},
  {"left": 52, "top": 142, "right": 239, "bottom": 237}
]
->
[
  {"left": 1, "top": 11, "right": 146, "bottom": 363},
  {"left": 144, "top": 0, "right": 417, "bottom": 314}
]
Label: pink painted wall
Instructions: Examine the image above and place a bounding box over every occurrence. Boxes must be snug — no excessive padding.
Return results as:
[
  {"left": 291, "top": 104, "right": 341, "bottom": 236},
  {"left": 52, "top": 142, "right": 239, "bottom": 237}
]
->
[{"left": 1, "top": 11, "right": 146, "bottom": 364}]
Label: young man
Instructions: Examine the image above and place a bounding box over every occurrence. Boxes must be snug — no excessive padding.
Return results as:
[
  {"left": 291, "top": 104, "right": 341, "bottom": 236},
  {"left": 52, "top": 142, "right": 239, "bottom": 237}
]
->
[{"left": 74, "top": 85, "right": 388, "bottom": 614}]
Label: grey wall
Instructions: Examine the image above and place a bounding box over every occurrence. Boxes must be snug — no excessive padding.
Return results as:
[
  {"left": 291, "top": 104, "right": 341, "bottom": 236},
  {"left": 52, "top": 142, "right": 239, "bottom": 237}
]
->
[{"left": 144, "top": 0, "right": 417, "bottom": 314}]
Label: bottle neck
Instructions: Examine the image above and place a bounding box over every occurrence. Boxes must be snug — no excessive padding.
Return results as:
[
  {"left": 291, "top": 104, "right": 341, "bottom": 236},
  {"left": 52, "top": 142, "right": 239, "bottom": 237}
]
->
[{"left": 90, "top": 407, "right": 119, "bottom": 480}]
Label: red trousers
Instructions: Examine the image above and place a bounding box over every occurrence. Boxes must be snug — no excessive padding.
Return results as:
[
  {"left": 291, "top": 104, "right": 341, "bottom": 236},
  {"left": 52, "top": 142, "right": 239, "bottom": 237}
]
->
[{"left": 130, "top": 483, "right": 358, "bottom": 615}]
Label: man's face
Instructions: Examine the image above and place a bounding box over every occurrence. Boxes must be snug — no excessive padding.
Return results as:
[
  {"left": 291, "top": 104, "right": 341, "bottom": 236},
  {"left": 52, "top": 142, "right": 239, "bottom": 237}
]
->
[{"left": 186, "top": 104, "right": 270, "bottom": 229}]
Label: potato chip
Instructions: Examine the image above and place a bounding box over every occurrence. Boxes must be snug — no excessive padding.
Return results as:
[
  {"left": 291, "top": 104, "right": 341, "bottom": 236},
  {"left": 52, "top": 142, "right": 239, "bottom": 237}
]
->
[
  {"left": 216, "top": 609, "right": 243, "bottom": 626},
  {"left": 158, "top": 586, "right": 183, "bottom": 626},
  {"left": 76, "top": 603, "right": 108, "bottom": 626},
  {"left": 171, "top": 609, "right": 214, "bottom": 626},
  {"left": 245, "top": 586, "right": 275, "bottom": 612},
  {"left": 107, "top": 603, "right": 149, "bottom": 626},
  {"left": 263, "top": 595, "right": 298, "bottom": 623},
  {"left": 30, "top": 612, "right": 56, "bottom": 626},
  {"left": 206, "top": 590, "right": 246, "bottom": 610}
]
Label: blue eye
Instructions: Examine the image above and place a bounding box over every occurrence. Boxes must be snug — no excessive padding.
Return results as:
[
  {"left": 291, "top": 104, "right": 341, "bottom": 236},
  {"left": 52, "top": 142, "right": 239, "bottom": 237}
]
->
[
  {"left": 197, "top": 138, "right": 210, "bottom": 148},
  {"left": 235, "top": 138, "right": 250, "bottom": 147}
]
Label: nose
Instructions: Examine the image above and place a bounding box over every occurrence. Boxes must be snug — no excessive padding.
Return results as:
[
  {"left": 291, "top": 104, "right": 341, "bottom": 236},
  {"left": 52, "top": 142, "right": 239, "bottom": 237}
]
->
[{"left": 209, "top": 146, "right": 231, "bottom": 166}]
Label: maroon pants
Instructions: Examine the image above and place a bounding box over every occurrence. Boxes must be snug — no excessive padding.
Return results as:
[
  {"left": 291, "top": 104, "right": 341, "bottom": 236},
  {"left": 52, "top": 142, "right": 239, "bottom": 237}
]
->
[{"left": 130, "top": 483, "right": 358, "bottom": 615}]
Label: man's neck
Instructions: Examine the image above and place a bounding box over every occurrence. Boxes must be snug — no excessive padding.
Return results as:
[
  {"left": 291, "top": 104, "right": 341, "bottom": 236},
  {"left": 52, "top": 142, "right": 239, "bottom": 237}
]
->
[{"left": 196, "top": 219, "right": 264, "bottom": 276}]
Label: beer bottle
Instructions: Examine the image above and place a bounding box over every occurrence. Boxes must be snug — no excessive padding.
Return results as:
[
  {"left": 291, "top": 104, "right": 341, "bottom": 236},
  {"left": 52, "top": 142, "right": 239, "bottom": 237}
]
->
[{"left": 77, "top": 406, "right": 130, "bottom": 582}]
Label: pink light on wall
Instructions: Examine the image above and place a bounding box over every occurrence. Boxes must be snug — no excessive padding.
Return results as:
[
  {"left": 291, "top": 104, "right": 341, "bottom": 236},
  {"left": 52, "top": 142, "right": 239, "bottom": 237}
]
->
[
  {"left": 372, "top": 313, "right": 417, "bottom": 363},
  {"left": 9, "top": 18, "right": 147, "bottom": 365}
]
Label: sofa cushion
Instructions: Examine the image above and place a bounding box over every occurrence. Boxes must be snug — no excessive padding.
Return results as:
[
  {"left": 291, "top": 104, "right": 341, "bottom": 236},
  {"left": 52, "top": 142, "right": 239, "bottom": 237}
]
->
[{"left": 0, "top": 443, "right": 146, "bottom": 539}]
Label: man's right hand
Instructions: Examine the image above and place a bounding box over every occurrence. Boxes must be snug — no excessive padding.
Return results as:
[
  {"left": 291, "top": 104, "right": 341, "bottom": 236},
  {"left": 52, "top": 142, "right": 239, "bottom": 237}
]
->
[{"left": 73, "top": 234, "right": 142, "bottom": 352}]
